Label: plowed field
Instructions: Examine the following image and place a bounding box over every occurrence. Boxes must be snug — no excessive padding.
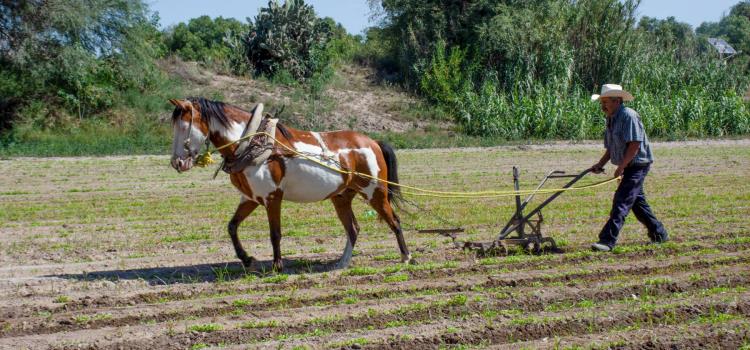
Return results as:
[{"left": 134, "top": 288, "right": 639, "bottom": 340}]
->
[{"left": 1, "top": 140, "right": 749, "bottom": 349}]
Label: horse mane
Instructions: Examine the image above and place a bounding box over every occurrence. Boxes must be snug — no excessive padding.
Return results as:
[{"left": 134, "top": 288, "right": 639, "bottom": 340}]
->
[
  {"left": 192, "top": 97, "right": 236, "bottom": 128},
  {"left": 276, "top": 122, "right": 293, "bottom": 140},
  {"left": 172, "top": 97, "right": 292, "bottom": 140}
]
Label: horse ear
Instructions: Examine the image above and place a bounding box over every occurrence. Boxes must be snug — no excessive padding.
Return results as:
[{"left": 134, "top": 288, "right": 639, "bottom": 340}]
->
[{"left": 169, "top": 99, "right": 192, "bottom": 111}]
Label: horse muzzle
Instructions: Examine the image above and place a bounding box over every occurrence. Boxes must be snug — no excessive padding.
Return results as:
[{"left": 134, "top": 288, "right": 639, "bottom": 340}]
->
[{"left": 171, "top": 157, "right": 194, "bottom": 173}]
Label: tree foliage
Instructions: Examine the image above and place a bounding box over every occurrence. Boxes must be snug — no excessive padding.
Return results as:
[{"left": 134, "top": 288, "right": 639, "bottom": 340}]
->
[
  {"left": 245, "top": 0, "right": 333, "bottom": 81},
  {"left": 0, "top": 0, "right": 166, "bottom": 130},
  {"left": 165, "top": 15, "right": 250, "bottom": 73}
]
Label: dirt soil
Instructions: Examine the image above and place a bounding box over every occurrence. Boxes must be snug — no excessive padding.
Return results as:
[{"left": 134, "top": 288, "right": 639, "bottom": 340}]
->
[{"left": 0, "top": 140, "right": 749, "bottom": 349}]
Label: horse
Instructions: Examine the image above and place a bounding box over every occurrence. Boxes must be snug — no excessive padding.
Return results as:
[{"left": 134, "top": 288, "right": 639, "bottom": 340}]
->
[{"left": 168, "top": 97, "right": 413, "bottom": 272}]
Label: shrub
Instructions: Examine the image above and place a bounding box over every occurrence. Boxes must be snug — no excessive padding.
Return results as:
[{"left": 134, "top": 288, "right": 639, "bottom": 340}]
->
[{"left": 246, "top": 0, "right": 333, "bottom": 81}]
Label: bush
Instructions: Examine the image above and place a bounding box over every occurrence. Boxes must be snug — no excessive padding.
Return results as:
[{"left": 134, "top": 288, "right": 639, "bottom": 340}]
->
[
  {"left": 246, "top": 0, "right": 333, "bottom": 81},
  {"left": 165, "top": 16, "right": 250, "bottom": 74}
]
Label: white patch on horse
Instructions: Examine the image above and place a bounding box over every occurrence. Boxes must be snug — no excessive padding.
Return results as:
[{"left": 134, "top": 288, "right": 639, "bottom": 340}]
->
[
  {"left": 354, "top": 147, "right": 380, "bottom": 200},
  {"left": 210, "top": 118, "right": 245, "bottom": 142},
  {"left": 281, "top": 150, "right": 344, "bottom": 203},
  {"left": 172, "top": 120, "right": 206, "bottom": 158},
  {"left": 242, "top": 163, "right": 278, "bottom": 205}
]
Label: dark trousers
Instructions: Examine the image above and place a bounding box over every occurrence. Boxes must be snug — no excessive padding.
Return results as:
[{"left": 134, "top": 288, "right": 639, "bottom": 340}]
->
[{"left": 598, "top": 164, "right": 667, "bottom": 247}]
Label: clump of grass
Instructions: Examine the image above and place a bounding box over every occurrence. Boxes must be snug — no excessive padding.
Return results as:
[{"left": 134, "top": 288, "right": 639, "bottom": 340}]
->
[
  {"left": 373, "top": 252, "right": 400, "bottom": 261},
  {"left": 385, "top": 320, "right": 408, "bottom": 328},
  {"left": 241, "top": 319, "right": 279, "bottom": 329},
  {"left": 53, "top": 295, "right": 70, "bottom": 303},
  {"left": 393, "top": 302, "right": 426, "bottom": 315},
  {"left": 383, "top": 273, "right": 409, "bottom": 283},
  {"left": 444, "top": 294, "right": 468, "bottom": 307},
  {"left": 644, "top": 277, "right": 673, "bottom": 286},
  {"left": 72, "top": 315, "right": 91, "bottom": 325},
  {"left": 342, "top": 297, "right": 359, "bottom": 304},
  {"left": 693, "top": 311, "right": 740, "bottom": 324},
  {"left": 188, "top": 323, "right": 223, "bottom": 333},
  {"left": 262, "top": 274, "right": 289, "bottom": 284},
  {"left": 232, "top": 298, "right": 253, "bottom": 307},
  {"left": 344, "top": 266, "right": 378, "bottom": 276},
  {"left": 264, "top": 295, "right": 291, "bottom": 305}
]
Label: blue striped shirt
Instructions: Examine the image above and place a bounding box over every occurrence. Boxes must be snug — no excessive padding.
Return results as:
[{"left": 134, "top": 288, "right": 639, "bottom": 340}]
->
[{"left": 604, "top": 106, "right": 654, "bottom": 166}]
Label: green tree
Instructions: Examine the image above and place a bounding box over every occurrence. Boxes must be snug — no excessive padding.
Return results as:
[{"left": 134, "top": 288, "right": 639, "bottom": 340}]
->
[
  {"left": 245, "top": 0, "right": 333, "bottom": 81},
  {"left": 0, "top": 0, "right": 165, "bottom": 129},
  {"left": 165, "top": 15, "right": 250, "bottom": 73}
]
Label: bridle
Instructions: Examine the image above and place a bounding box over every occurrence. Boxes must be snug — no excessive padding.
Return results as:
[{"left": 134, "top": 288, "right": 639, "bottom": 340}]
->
[{"left": 181, "top": 104, "right": 209, "bottom": 158}]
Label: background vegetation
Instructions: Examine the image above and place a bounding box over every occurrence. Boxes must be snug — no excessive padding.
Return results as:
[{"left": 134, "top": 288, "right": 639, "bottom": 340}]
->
[
  {"left": 375, "top": 0, "right": 750, "bottom": 138},
  {"left": 1, "top": 0, "right": 749, "bottom": 155}
]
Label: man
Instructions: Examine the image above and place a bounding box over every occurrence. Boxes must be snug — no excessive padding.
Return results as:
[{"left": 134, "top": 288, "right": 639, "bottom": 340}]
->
[{"left": 589, "top": 84, "right": 668, "bottom": 252}]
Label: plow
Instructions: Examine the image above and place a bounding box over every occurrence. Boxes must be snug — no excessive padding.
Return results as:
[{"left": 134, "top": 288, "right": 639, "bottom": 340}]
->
[{"left": 420, "top": 167, "right": 594, "bottom": 256}]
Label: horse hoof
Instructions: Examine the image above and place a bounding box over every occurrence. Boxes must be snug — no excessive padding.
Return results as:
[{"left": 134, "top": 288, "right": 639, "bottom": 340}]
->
[
  {"left": 272, "top": 261, "right": 284, "bottom": 272},
  {"left": 334, "top": 260, "right": 350, "bottom": 270},
  {"left": 240, "top": 256, "right": 256, "bottom": 268},
  {"left": 401, "top": 254, "right": 416, "bottom": 265}
]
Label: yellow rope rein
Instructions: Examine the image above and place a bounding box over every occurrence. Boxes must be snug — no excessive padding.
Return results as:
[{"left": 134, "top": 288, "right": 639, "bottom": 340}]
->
[{"left": 193, "top": 132, "right": 620, "bottom": 199}]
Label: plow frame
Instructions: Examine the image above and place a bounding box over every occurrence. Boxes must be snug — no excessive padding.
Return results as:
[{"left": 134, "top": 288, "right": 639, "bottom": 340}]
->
[
  {"left": 422, "top": 167, "right": 592, "bottom": 256},
  {"left": 494, "top": 167, "right": 592, "bottom": 254}
]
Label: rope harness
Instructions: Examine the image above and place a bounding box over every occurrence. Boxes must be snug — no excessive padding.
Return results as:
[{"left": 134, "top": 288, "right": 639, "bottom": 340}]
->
[{"left": 190, "top": 132, "right": 621, "bottom": 199}]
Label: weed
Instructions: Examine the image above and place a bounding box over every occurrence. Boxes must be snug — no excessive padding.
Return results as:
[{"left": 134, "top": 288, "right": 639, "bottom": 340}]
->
[
  {"left": 241, "top": 319, "right": 279, "bottom": 329},
  {"left": 262, "top": 274, "right": 289, "bottom": 284},
  {"left": 383, "top": 273, "right": 409, "bottom": 283},
  {"left": 444, "top": 294, "right": 468, "bottom": 307},
  {"left": 644, "top": 277, "right": 673, "bottom": 286},
  {"left": 342, "top": 297, "right": 359, "bottom": 304},
  {"left": 344, "top": 266, "right": 378, "bottom": 276},
  {"left": 232, "top": 299, "right": 253, "bottom": 307},
  {"left": 188, "top": 323, "right": 223, "bottom": 333}
]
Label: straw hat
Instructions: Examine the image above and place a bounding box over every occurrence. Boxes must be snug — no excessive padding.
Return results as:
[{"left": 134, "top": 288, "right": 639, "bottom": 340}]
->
[{"left": 591, "top": 84, "right": 634, "bottom": 102}]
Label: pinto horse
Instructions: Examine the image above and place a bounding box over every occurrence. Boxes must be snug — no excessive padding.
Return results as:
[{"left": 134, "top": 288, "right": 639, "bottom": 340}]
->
[{"left": 169, "top": 98, "right": 412, "bottom": 271}]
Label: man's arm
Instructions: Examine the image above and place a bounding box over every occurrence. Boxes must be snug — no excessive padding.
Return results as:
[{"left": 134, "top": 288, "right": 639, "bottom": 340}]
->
[
  {"left": 614, "top": 141, "right": 641, "bottom": 177},
  {"left": 590, "top": 150, "right": 611, "bottom": 174}
]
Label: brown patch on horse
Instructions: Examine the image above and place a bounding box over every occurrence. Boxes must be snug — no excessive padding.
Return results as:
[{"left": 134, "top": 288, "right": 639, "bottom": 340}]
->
[
  {"left": 230, "top": 173, "right": 255, "bottom": 200},
  {"left": 267, "top": 157, "right": 286, "bottom": 185}
]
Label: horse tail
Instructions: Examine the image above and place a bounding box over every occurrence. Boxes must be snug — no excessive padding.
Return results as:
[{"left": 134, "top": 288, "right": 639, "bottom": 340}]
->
[{"left": 377, "top": 140, "right": 402, "bottom": 208}]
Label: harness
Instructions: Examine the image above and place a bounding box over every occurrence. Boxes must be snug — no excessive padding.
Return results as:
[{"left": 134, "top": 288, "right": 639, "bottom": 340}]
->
[{"left": 221, "top": 103, "right": 279, "bottom": 174}]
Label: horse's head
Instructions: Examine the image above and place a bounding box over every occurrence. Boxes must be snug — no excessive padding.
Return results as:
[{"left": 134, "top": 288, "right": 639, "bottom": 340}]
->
[{"left": 169, "top": 99, "right": 209, "bottom": 172}]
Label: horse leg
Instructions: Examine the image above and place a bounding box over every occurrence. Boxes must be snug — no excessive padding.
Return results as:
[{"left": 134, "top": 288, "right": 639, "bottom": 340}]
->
[
  {"left": 369, "top": 189, "right": 414, "bottom": 265},
  {"left": 331, "top": 190, "right": 358, "bottom": 269},
  {"left": 228, "top": 199, "right": 259, "bottom": 267},
  {"left": 265, "top": 195, "right": 284, "bottom": 272}
]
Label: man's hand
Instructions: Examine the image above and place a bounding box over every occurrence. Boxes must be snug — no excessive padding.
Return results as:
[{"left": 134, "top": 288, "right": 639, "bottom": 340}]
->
[
  {"left": 614, "top": 165, "right": 626, "bottom": 178},
  {"left": 590, "top": 163, "right": 605, "bottom": 174}
]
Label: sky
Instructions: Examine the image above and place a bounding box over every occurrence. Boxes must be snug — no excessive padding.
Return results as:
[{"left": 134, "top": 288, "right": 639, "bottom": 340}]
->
[{"left": 149, "top": 0, "right": 742, "bottom": 35}]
